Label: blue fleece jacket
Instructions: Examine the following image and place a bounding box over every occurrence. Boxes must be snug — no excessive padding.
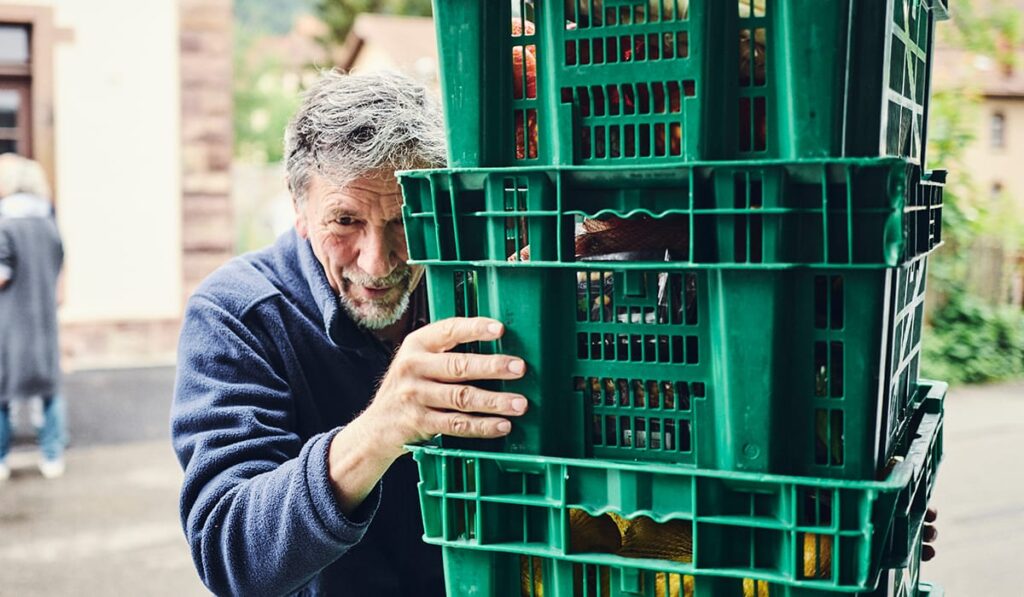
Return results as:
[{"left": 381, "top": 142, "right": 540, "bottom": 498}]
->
[{"left": 171, "top": 229, "right": 443, "bottom": 597}]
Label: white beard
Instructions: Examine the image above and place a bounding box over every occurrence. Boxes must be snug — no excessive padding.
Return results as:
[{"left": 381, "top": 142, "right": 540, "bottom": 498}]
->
[{"left": 339, "top": 286, "right": 413, "bottom": 330}]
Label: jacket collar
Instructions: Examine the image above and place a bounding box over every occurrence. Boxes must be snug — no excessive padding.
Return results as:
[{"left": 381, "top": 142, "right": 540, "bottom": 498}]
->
[
  {"left": 294, "top": 231, "right": 367, "bottom": 350},
  {"left": 293, "top": 229, "right": 428, "bottom": 353}
]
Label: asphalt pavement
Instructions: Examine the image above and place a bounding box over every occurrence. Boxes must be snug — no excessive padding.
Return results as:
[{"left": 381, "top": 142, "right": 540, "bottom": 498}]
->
[{"left": 0, "top": 367, "right": 1020, "bottom": 595}]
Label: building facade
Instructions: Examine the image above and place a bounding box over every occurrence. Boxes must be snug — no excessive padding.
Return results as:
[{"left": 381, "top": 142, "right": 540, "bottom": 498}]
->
[{"left": 0, "top": 0, "right": 233, "bottom": 368}]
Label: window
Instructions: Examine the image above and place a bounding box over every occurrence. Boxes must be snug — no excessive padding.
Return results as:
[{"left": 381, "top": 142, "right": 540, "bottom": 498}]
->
[
  {"left": 0, "top": 23, "right": 31, "bottom": 156},
  {"left": 991, "top": 111, "right": 1006, "bottom": 149},
  {"left": 0, "top": 23, "right": 29, "bottom": 63}
]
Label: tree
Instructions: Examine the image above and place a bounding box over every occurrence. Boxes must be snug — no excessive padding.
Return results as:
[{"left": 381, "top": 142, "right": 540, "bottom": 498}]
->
[
  {"left": 315, "top": 0, "right": 432, "bottom": 48},
  {"left": 920, "top": 0, "right": 1024, "bottom": 384}
]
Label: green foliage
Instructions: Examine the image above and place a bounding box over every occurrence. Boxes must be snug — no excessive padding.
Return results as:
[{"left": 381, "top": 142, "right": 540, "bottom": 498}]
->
[
  {"left": 921, "top": 0, "right": 1024, "bottom": 384},
  {"left": 942, "top": 0, "right": 1022, "bottom": 69},
  {"left": 922, "top": 289, "right": 1024, "bottom": 384},
  {"left": 315, "top": 0, "right": 433, "bottom": 47},
  {"left": 233, "top": 31, "right": 303, "bottom": 163}
]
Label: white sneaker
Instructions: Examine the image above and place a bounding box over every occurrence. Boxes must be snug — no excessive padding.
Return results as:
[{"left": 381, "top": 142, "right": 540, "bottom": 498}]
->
[
  {"left": 0, "top": 461, "right": 10, "bottom": 482},
  {"left": 38, "top": 458, "right": 65, "bottom": 479}
]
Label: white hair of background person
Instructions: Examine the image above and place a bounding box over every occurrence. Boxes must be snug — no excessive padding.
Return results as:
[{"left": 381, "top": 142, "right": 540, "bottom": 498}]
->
[
  {"left": 0, "top": 153, "right": 52, "bottom": 219},
  {"left": 283, "top": 70, "right": 447, "bottom": 208},
  {"left": 0, "top": 153, "right": 51, "bottom": 199}
]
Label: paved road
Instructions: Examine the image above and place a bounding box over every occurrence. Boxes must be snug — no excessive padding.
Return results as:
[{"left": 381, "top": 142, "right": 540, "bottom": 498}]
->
[
  {"left": 0, "top": 367, "right": 205, "bottom": 596},
  {"left": 920, "top": 380, "right": 1024, "bottom": 596},
  {"left": 0, "top": 368, "right": 1020, "bottom": 595}
]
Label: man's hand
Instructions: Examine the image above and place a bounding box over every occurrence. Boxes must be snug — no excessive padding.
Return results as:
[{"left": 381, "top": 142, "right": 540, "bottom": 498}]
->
[
  {"left": 362, "top": 316, "right": 528, "bottom": 459},
  {"left": 327, "top": 317, "right": 527, "bottom": 514},
  {"left": 922, "top": 507, "right": 938, "bottom": 561}
]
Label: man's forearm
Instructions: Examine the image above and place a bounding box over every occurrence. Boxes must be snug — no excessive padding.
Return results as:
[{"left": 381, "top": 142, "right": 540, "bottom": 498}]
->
[{"left": 327, "top": 415, "right": 399, "bottom": 515}]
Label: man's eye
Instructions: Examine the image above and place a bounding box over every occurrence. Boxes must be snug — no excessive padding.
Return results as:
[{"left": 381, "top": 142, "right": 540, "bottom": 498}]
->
[{"left": 337, "top": 217, "right": 356, "bottom": 226}]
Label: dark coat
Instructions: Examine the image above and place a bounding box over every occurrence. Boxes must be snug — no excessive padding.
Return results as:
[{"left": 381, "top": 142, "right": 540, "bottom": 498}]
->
[
  {"left": 0, "top": 206, "right": 64, "bottom": 404},
  {"left": 171, "top": 230, "right": 442, "bottom": 597}
]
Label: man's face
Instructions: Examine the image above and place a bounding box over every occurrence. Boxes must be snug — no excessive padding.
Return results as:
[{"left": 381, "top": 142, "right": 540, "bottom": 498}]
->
[{"left": 295, "top": 172, "right": 423, "bottom": 330}]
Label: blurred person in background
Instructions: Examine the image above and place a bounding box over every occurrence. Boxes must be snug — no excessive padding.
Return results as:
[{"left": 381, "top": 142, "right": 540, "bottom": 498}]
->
[
  {"left": 172, "top": 71, "right": 528, "bottom": 596},
  {"left": 0, "top": 153, "right": 67, "bottom": 482}
]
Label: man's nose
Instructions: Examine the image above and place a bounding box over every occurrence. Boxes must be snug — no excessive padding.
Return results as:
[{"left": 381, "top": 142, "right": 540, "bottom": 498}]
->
[{"left": 356, "top": 228, "right": 397, "bottom": 279}]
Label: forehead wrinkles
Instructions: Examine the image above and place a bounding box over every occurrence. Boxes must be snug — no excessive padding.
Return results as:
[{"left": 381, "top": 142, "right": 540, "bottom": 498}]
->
[{"left": 321, "top": 179, "right": 404, "bottom": 219}]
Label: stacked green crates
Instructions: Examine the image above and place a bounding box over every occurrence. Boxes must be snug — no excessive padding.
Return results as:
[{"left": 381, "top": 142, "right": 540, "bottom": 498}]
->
[{"left": 401, "top": 0, "right": 950, "bottom": 595}]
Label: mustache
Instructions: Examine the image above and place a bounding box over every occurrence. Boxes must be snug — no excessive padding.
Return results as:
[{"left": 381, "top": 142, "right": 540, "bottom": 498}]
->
[{"left": 342, "top": 265, "right": 412, "bottom": 288}]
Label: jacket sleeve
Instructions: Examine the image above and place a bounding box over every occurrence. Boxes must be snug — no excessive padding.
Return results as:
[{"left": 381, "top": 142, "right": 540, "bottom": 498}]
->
[{"left": 170, "top": 293, "right": 381, "bottom": 597}]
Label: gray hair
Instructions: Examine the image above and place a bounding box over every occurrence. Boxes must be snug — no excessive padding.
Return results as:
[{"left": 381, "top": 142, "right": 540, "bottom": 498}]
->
[{"left": 284, "top": 70, "right": 447, "bottom": 205}]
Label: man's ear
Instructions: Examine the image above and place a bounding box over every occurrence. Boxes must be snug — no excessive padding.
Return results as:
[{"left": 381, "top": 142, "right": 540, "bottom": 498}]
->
[{"left": 293, "top": 198, "right": 309, "bottom": 239}]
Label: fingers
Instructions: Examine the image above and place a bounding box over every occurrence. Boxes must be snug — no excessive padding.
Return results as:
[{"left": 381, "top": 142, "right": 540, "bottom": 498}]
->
[
  {"left": 420, "top": 410, "right": 515, "bottom": 439},
  {"left": 419, "top": 383, "right": 528, "bottom": 417},
  {"left": 413, "top": 351, "right": 526, "bottom": 383},
  {"left": 407, "top": 317, "right": 506, "bottom": 352},
  {"left": 922, "top": 506, "right": 938, "bottom": 561}
]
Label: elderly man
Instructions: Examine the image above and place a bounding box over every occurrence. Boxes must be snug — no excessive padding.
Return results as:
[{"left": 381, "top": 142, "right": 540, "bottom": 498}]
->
[{"left": 171, "top": 71, "right": 528, "bottom": 596}]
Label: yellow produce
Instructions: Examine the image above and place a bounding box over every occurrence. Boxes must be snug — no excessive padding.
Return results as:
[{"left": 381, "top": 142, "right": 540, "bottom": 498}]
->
[
  {"left": 620, "top": 516, "right": 693, "bottom": 563},
  {"left": 802, "top": 533, "right": 833, "bottom": 579},
  {"left": 654, "top": 572, "right": 695, "bottom": 597},
  {"left": 520, "top": 555, "right": 544, "bottom": 597},
  {"left": 742, "top": 578, "right": 771, "bottom": 597},
  {"left": 569, "top": 508, "right": 622, "bottom": 554},
  {"left": 737, "top": 0, "right": 768, "bottom": 18},
  {"left": 607, "top": 511, "right": 631, "bottom": 535}
]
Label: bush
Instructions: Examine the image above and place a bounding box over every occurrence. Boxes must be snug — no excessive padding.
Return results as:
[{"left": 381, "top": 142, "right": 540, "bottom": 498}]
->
[{"left": 922, "top": 290, "right": 1024, "bottom": 384}]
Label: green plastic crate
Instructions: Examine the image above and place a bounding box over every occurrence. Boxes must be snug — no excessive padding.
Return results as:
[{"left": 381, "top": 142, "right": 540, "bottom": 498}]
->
[
  {"left": 400, "top": 160, "right": 944, "bottom": 268},
  {"left": 417, "top": 248, "right": 935, "bottom": 478},
  {"left": 411, "top": 385, "right": 944, "bottom": 594},
  {"left": 430, "top": 0, "right": 949, "bottom": 168},
  {"left": 441, "top": 550, "right": 932, "bottom": 596}
]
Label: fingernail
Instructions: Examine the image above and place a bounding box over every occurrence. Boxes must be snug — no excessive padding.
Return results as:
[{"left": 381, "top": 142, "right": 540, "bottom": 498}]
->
[
  {"left": 511, "top": 397, "right": 528, "bottom": 413},
  {"left": 487, "top": 322, "right": 503, "bottom": 335},
  {"left": 497, "top": 421, "right": 511, "bottom": 433},
  {"left": 508, "top": 359, "right": 525, "bottom": 374}
]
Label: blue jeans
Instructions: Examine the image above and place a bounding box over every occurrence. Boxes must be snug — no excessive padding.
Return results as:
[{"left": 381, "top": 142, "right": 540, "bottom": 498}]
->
[{"left": 0, "top": 395, "right": 68, "bottom": 462}]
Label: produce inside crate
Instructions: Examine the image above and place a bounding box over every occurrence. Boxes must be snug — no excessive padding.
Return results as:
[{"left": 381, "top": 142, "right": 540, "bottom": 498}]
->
[
  {"left": 400, "top": 161, "right": 944, "bottom": 268},
  {"left": 410, "top": 383, "right": 944, "bottom": 594}
]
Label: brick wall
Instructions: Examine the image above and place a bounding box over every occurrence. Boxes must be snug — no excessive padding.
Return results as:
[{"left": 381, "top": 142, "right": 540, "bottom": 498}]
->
[
  {"left": 180, "top": 0, "right": 234, "bottom": 300},
  {"left": 61, "top": 319, "right": 181, "bottom": 371}
]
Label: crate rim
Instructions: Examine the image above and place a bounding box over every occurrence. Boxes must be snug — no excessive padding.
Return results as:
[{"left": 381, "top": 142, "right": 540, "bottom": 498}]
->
[
  {"left": 410, "top": 381, "right": 946, "bottom": 495},
  {"left": 398, "top": 156, "right": 946, "bottom": 179},
  {"left": 407, "top": 249, "right": 939, "bottom": 270}
]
